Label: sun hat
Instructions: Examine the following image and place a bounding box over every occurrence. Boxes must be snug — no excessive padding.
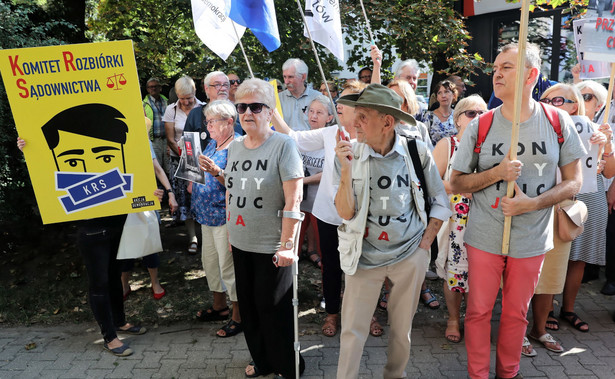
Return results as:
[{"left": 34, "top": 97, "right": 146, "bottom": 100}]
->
[{"left": 336, "top": 83, "right": 416, "bottom": 126}]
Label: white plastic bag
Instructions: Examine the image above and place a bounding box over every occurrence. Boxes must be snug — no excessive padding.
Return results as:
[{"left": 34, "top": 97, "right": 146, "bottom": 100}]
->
[{"left": 117, "top": 211, "right": 162, "bottom": 259}]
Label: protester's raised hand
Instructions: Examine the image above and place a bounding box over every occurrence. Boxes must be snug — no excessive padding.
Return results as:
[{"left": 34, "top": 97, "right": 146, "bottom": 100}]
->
[
  {"left": 501, "top": 182, "right": 535, "bottom": 216},
  {"left": 370, "top": 45, "right": 382, "bottom": 67},
  {"left": 17, "top": 137, "right": 25, "bottom": 152},
  {"left": 497, "top": 150, "right": 523, "bottom": 182},
  {"left": 335, "top": 128, "right": 353, "bottom": 168}
]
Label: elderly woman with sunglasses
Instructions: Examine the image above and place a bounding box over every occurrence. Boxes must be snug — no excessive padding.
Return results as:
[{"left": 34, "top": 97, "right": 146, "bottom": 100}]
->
[
  {"left": 432, "top": 95, "right": 487, "bottom": 344},
  {"left": 576, "top": 80, "right": 607, "bottom": 122},
  {"left": 226, "top": 79, "right": 305, "bottom": 378},
  {"left": 534, "top": 84, "right": 614, "bottom": 343},
  {"left": 191, "top": 100, "right": 243, "bottom": 337}
]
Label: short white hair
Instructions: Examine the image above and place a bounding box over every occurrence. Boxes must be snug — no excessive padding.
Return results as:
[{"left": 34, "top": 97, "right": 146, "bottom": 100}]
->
[
  {"left": 282, "top": 58, "right": 308, "bottom": 77},
  {"left": 395, "top": 59, "right": 420, "bottom": 78},
  {"left": 576, "top": 80, "right": 608, "bottom": 107},
  {"left": 204, "top": 71, "right": 228, "bottom": 87},
  {"left": 175, "top": 76, "right": 195, "bottom": 96}
]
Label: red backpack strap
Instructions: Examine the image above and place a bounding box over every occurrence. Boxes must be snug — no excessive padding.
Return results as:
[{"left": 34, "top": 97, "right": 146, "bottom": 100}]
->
[
  {"left": 539, "top": 102, "right": 564, "bottom": 144},
  {"left": 474, "top": 109, "right": 496, "bottom": 153},
  {"left": 449, "top": 136, "right": 455, "bottom": 158}
]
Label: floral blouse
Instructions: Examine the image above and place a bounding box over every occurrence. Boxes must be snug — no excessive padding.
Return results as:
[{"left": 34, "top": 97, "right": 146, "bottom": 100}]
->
[{"left": 421, "top": 110, "right": 456, "bottom": 146}]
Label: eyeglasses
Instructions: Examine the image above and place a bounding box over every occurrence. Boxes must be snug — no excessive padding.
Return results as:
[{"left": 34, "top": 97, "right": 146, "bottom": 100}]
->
[
  {"left": 462, "top": 110, "right": 485, "bottom": 118},
  {"left": 582, "top": 93, "right": 597, "bottom": 102},
  {"left": 209, "top": 83, "right": 230, "bottom": 90},
  {"left": 229, "top": 79, "right": 241, "bottom": 85},
  {"left": 236, "top": 102, "right": 270, "bottom": 114},
  {"left": 540, "top": 96, "right": 576, "bottom": 106},
  {"left": 206, "top": 118, "right": 227, "bottom": 125}
]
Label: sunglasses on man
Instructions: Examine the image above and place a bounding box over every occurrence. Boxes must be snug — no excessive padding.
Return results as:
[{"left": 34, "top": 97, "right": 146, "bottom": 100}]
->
[
  {"left": 229, "top": 79, "right": 241, "bottom": 85},
  {"left": 236, "top": 102, "right": 270, "bottom": 114}
]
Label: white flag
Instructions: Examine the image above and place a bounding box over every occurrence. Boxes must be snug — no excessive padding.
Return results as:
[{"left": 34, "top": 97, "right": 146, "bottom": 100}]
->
[
  {"left": 304, "top": 0, "right": 344, "bottom": 61},
  {"left": 191, "top": 0, "right": 246, "bottom": 61}
]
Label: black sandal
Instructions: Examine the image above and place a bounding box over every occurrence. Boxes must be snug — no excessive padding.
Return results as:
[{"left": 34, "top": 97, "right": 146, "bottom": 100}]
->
[
  {"left": 545, "top": 311, "right": 560, "bottom": 331},
  {"left": 196, "top": 306, "right": 229, "bottom": 322},
  {"left": 245, "top": 361, "right": 271, "bottom": 378},
  {"left": 560, "top": 311, "right": 589, "bottom": 332},
  {"left": 217, "top": 319, "right": 243, "bottom": 338}
]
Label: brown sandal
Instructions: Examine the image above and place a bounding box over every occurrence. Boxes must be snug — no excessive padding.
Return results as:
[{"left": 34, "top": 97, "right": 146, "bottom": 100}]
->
[
  {"left": 322, "top": 313, "right": 339, "bottom": 337},
  {"left": 445, "top": 320, "right": 461, "bottom": 343},
  {"left": 370, "top": 316, "right": 384, "bottom": 337}
]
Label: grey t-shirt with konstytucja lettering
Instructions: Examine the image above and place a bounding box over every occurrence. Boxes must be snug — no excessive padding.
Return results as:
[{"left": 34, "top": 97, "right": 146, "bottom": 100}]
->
[
  {"left": 452, "top": 102, "right": 586, "bottom": 258},
  {"left": 225, "top": 132, "right": 304, "bottom": 254}
]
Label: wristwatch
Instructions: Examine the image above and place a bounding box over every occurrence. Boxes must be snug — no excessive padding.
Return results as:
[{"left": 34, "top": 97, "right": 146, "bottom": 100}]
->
[
  {"left": 282, "top": 240, "right": 293, "bottom": 250},
  {"left": 165, "top": 188, "right": 173, "bottom": 194},
  {"left": 214, "top": 169, "right": 224, "bottom": 177}
]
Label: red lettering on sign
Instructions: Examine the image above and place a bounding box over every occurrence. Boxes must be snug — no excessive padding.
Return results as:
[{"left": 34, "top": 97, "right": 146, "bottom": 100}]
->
[
  {"left": 62, "top": 51, "right": 76, "bottom": 71},
  {"left": 9, "top": 55, "right": 23, "bottom": 76},
  {"left": 235, "top": 215, "right": 245, "bottom": 226},
  {"left": 16, "top": 78, "right": 28, "bottom": 98},
  {"left": 378, "top": 231, "right": 389, "bottom": 241}
]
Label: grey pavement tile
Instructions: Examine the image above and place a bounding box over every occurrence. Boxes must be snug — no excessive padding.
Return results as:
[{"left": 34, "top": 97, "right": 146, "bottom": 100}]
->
[
  {"left": 131, "top": 368, "right": 159, "bottom": 378},
  {"left": 154, "top": 358, "right": 188, "bottom": 378},
  {"left": 20, "top": 360, "right": 53, "bottom": 377},
  {"left": 415, "top": 361, "right": 444, "bottom": 377},
  {"left": 317, "top": 347, "right": 343, "bottom": 366},
  {"left": 587, "top": 364, "right": 615, "bottom": 379},
  {"left": 107, "top": 359, "right": 138, "bottom": 378},
  {"left": 165, "top": 343, "right": 191, "bottom": 359},
  {"left": 134, "top": 351, "right": 164, "bottom": 369},
  {"left": 431, "top": 352, "right": 465, "bottom": 371},
  {"left": 409, "top": 344, "right": 438, "bottom": 363},
  {"left": 58, "top": 360, "right": 94, "bottom": 378},
  {"left": 440, "top": 370, "right": 469, "bottom": 379},
  {"left": 228, "top": 350, "right": 251, "bottom": 368},
  {"left": 302, "top": 356, "right": 324, "bottom": 376}
]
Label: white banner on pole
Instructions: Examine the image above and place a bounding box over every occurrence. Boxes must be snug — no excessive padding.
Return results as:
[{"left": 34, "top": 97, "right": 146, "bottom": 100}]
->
[
  {"left": 573, "top": 18, "right": 610, "bottom": 79},
  {"left": 191, "top": 0, "right": 246, "bottom": 61},
  {"left": 304, "top": 0, "right": 345, "bottom": 61}
]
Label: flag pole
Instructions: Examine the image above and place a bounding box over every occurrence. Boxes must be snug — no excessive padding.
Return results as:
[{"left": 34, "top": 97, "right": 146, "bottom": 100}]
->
[
  {"left": 359, "top": 0, "right": 376, "bottom": 45},
  {"left": 502, "top": 0, "right": 530, "bottom": 255},
  {"left": 294, "top": 0, "right": 341, "bottom": 127},
  {"left": 232, "top": 22, "right": 254, "bottom": 78}
]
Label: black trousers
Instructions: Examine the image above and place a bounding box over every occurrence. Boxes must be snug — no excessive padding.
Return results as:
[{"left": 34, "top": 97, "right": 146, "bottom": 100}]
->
[
  {"left": 232, "top": 246, "right": 305, "bottom": 377},
  {"left": 77, "top": 215, "right": 127, "bottom": 343},
  {"left": 316, "top": 219, "right": 343, "bottom": 314}
]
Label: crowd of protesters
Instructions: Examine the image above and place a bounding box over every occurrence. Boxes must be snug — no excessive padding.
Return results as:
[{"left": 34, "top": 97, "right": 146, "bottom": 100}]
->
[{"left": 17, "top": 39, "right": 615, "bottom": 379}]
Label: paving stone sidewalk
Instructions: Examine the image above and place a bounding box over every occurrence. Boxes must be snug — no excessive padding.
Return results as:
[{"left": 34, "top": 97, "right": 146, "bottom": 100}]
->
[{"left": 1, "top": 277, "right": 615, "bottom": 378}]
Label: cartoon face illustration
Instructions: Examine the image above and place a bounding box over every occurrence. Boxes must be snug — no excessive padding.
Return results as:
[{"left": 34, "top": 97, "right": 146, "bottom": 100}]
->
[{"left": 42, "top": 103, "right": 128, "bottom": 173}]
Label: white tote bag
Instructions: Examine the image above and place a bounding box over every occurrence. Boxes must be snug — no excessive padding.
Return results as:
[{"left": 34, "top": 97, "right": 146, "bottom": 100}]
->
[{"left": 117, "top": 211, "right": 163, "bottom": 260}]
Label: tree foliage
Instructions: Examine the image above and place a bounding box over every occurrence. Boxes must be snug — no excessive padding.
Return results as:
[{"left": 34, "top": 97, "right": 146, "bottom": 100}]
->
[
  {"left": 0, "top": 0, "right": 80, "bottom": 225},
  {"left": 341, "top": 0, "right": 485, "bottom": 80},
  {"left": 88, "top": 0, "right": 342, "bottom": 85}
]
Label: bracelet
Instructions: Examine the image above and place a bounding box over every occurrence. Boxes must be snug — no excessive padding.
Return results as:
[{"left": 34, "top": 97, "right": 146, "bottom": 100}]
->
[{"left": 604, "top": 151, "right": 614, "bottom": 158}]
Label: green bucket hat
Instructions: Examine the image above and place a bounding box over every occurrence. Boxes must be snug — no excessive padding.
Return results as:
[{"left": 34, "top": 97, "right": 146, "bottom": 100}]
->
[{"left": 336, "top": 83, "right": 416, "bottom": 126}]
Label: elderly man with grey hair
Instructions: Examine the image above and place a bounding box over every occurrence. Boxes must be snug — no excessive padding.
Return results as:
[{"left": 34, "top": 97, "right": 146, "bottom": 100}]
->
[
  {"left": 395, "top": 59, "right": 428, "bottom": 118},
  {"left": 184, "top": 71, "right": 243, "bottom": 148},
  {"left": 279, "top": 58, "right": 321, "bottom": 131},
  {"left": 333, "top": 84, "right": 451, "bottom": 378}
]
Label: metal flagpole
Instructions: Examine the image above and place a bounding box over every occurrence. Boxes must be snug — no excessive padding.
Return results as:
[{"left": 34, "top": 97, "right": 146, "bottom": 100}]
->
[
  {"left": 294, "top": 0, "right": 341, "bottom": 128},
  {"left": 232, "top": 22, "right": 254, "bottom": 78},
  {"left": 502, "top": 0, "right": 531, "bottom": 254},
  {"left": 359, "top": 0, "right": 376, "bottom": 45}
]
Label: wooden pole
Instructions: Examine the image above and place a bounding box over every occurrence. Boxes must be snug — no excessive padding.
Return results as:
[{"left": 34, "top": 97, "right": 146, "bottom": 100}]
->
[
  {"left": 294, "top": 0, "right": 341, "bottom": 127},
  {"left": 603, "top": 63, "right": 615, "bottom": 124},
  {"left": 502, "top": 0, "right": 531, "bottom": 255}
]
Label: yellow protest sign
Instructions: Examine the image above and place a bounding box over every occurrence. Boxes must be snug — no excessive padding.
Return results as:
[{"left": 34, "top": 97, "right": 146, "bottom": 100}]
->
[{"left": 0, "top": 40, "right": 159, "bottom": 224}]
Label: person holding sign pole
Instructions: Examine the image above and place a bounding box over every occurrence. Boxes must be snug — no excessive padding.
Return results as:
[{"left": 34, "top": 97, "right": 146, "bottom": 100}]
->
[{"left": 450, "top": 43, "right": 586, "bottom": 379}]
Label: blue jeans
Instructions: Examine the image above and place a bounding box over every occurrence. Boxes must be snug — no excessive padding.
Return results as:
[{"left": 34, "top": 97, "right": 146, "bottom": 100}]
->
[{"left": 77, "top": 215, "right": 127, "bottom": 343}]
